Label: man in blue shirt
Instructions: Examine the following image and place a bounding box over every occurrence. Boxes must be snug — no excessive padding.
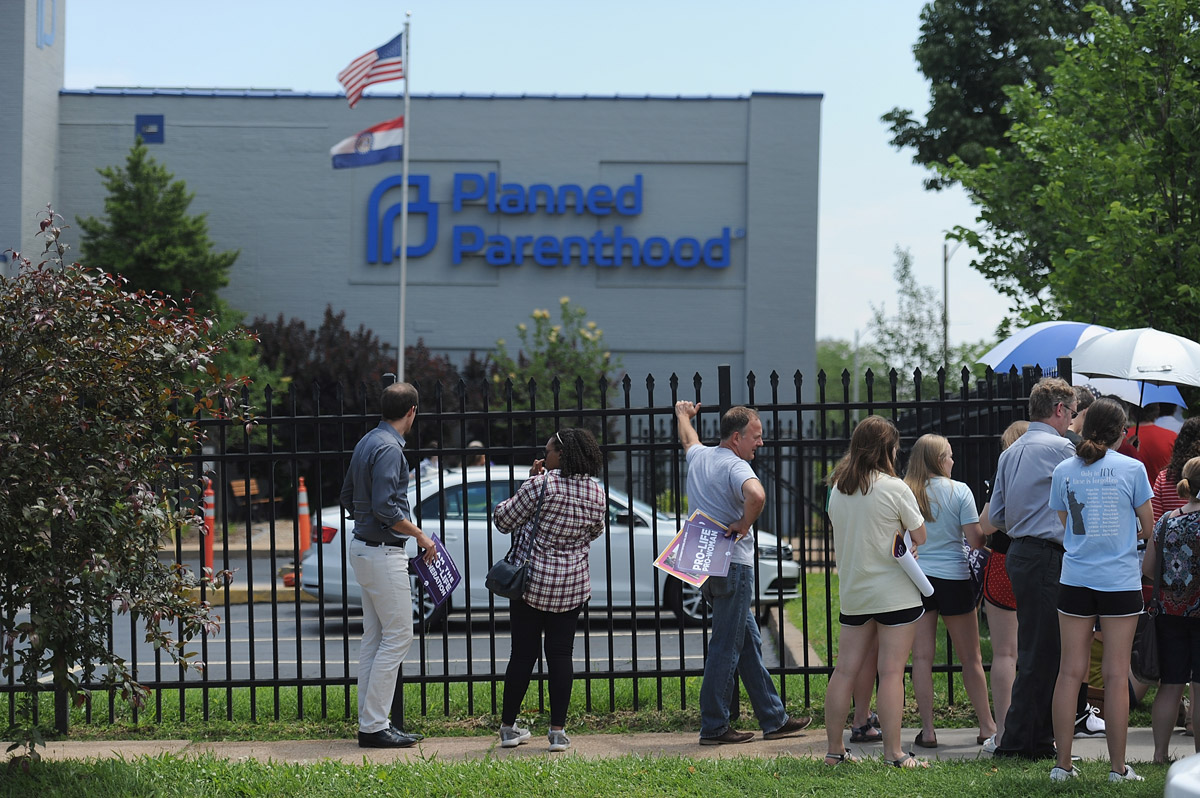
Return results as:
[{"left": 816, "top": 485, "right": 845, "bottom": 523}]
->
[
  {"left": 340, "top": 381, "right": 437, "bottom": 748},
  {"left": 990, "top": 377, "right": 1085, "bottom": 759}
]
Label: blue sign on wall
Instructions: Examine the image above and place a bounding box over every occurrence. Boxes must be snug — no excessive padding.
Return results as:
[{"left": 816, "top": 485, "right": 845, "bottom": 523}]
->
[{"left": 368, "top": 173, "right": 732, "bottom": 269}]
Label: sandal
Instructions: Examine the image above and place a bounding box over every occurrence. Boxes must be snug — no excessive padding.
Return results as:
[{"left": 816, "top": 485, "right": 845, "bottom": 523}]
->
[
  {"left": 885, "top": 753, "right": 930, "bottom": 769},
  {"left": 914, "top": 730, "right": 938, "bottom": 749},
  {"left": 850, "top": 722, "right": 883, "bottom": 743},
  {"left": 824, "top": 749, "right": 859, "bottom": 765}
]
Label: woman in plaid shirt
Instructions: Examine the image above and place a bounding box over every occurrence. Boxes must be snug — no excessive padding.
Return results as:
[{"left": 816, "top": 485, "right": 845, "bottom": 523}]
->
[{"left": 495, "top": 428, "right": 606, "bottom": 752}]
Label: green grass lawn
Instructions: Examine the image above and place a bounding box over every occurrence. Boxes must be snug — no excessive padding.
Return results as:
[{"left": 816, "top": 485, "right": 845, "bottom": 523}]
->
[{"left": 0, "top": 751, "right": 1168, "bottom": 798}]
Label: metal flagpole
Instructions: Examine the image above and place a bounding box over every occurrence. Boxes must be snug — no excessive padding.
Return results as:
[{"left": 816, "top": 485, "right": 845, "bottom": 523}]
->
[{"left": 396, "top": 14, "right": 411, "bottom": 380}]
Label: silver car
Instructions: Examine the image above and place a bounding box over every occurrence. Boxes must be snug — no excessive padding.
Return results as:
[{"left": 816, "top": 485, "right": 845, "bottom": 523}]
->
[{"left": 298, "top": 467, "right": 800, "bottom": 626}]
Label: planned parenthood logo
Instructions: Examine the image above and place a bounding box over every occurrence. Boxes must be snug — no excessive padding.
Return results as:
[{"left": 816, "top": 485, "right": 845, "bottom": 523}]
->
[{"left": 367, "top": 172, "right": 736, "bottom": 269}]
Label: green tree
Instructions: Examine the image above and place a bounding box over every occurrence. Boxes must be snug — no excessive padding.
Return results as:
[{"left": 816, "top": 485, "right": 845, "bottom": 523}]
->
[
  {"left": 0, "top": 209, "right": 248, "bottom": 758},
  {"left": 883, "top": 1, "right": 1126, "bottom": 320},
  {"left": 883, "top": 0, "right": 1124, "bottom": 190},
  {"left": 75, "top": 141, "right": 285, "bottom": 398},
  {"left": 78, "top": 140, "right": 237, "bottom": 314},
  {"left": 816, "top": 336, "right": 892, "bottom": 398},
  {"left": 491, "top": 297, "right": 623, "bottom": 448},
  {"left": 868, "top": 248, "right": 992, "bottom": 399},
  {"left": 945, "top": 0, "right": 1200, "bottom": 335}
]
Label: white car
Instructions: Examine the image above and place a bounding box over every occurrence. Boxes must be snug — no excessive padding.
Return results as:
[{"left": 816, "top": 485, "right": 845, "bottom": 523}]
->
[{"left": 298, "top": 467, "right": 800, "bottom": 626}]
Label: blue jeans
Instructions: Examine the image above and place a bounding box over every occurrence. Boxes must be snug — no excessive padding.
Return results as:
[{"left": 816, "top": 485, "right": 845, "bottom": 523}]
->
[{"left": 699, "top": 563, "right": 788, "bottom": 738}]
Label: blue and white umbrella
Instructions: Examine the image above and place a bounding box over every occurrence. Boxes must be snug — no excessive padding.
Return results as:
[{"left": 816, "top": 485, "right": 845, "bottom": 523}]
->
[{"left": 980, "top": 320, "right": 1113, "bottom": 374}]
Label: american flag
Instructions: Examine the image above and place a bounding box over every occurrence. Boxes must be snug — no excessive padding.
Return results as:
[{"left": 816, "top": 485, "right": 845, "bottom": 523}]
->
[{"left": 337, "top": 32, "right": 405, "bottom": 109}]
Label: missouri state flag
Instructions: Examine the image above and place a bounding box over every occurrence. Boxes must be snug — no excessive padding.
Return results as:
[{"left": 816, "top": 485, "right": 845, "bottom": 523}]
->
[
  {"left": 337, "top": 32, "right": 405, "bottom": 108},
  {"left": 330, "top": 116, "right": 404, "bottom": 169}
]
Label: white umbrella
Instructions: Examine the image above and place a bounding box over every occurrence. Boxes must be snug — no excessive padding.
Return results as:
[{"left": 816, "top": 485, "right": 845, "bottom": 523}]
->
[
  {"left": 1083, "top": 377, "right": 1187, "bottom": 408},
  {"left": 1070, "top": 327, "right": 1200, "bottom": 388}
]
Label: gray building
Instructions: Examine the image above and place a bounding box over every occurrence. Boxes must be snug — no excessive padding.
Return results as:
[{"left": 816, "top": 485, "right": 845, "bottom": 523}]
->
[{"left": 6, "top": 0, "right": 821, "bottom": 398}]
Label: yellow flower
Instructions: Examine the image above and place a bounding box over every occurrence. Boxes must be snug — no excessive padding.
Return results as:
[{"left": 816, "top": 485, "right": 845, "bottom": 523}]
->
[
  {"left": 560, "top": 296, "right": 570, "bottom": 305},
  {"left": 492, "top": 374, "right": 501, "bottom": 383},
  {"left": 551, "top": 325, "right": 561, "bottom": 334},
  {"left": 496, "top": 338, "right": 505, "bottom": 347},
  {"left": 517, "top": 323, "right": 526, "bottom": 332},
  {"left": 603, "top": 351, "right": 611, "bottom": 360},
  {"left": 587, "top": 321, "right": 597, "bottom": 330}
]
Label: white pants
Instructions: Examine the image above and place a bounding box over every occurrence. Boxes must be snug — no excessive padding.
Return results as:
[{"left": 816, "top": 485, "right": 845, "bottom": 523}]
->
[{"left": 349, "top": 537, "right": 414, "bottom": 733}]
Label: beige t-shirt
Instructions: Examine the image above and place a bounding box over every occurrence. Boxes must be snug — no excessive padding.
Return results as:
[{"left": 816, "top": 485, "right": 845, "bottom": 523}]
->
[{"left": 827, "top": 472, "right": 925, "bottom": 615}]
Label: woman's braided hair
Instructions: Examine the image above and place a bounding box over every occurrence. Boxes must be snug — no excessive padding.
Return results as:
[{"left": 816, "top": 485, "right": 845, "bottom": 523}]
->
[{"left": 556, "top": 428, "right": 603, "bottom": 478}]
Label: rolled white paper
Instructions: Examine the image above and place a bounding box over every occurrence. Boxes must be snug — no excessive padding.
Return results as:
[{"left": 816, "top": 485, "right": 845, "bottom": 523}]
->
[{"left": 893, "top": 530, "right": 935, "bottom": 597}]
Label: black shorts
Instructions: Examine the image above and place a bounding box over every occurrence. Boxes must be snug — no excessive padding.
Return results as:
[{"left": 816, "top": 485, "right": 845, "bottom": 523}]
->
[
  {"left": 920, "top": 576, "right": 977, "bottom": 616},
  {"left": 840, "top": 605, "right": 924, "bottom": 628},
  {"left": 1057, "top": 584, "right": 1143, "bottom": 618},
  {"left": 1157, "top": 614, "right": 1200, "bottom": 685}
]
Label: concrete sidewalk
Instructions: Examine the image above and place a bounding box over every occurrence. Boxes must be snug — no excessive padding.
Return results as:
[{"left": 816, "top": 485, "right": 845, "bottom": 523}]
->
[{"left": 25, "top": 725, "right": 1193, "bottom": 765}]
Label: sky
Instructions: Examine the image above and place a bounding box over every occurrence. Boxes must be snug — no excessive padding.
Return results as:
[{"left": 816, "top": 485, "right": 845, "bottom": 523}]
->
[{"left": 61, "top": 0, "right": 1010, "bottom": 349}]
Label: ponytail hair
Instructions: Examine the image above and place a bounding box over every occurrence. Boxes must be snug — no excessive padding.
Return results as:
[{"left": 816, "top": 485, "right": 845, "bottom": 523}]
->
[
  {"left": 1076, "top": 397, "right": 1127, "bottom": 466},
  {"left": 1177, "top": 456, "right": 1200, "bottom": 502}
]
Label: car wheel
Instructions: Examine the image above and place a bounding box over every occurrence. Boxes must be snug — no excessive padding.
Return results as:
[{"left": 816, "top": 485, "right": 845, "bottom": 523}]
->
[
  {"left": 410, "top": 570, "right": 448, "bottom": 631},
  {"left": 665, "top": 577, "right": 709, "bottom": 627}
]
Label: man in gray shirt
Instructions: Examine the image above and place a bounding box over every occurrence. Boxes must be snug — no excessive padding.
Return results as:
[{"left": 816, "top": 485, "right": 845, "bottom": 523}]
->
[
  {"left": 990, "top": 377, "right": 1079, "bottom": 760},
  {"left": 340, "top": 381, "right": 436, "bottom": 748},
  {"left": 675, "top": 401, "right": 811, "bottom": 745}
]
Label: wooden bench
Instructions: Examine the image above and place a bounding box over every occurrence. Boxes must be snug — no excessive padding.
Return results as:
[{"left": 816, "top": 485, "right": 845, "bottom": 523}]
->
[{"left": 229, "top": 478, "right": 282, "bottom": 520}]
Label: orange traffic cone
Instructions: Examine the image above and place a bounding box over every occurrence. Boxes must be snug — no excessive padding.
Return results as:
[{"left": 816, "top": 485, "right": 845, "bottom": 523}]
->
[
  {"left": 297, "top": 477, "right": 311, "bottom": 556},
  {"left": 202, "top": 477, "right": 215, "bottom": 572}
]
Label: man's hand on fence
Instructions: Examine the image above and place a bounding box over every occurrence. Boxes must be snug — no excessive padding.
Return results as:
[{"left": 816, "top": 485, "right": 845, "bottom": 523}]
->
[{"left": 675, "top": 400, "right": 700, "bottom": 420}]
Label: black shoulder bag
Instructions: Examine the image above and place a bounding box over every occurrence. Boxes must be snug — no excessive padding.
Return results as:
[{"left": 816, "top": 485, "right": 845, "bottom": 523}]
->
[
  {"left": 485, "top": 477, "right": 548, "bottom": 600},
  {"left": 1131, "top": 522, "right": 1165, "bottom": 684}
]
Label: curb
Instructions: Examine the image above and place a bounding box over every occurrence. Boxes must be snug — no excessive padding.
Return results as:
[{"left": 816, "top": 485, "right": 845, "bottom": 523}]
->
[
  {"left": 185, "top": 586, "right": 319, "bottom": 605},
  {"left": 766, "top": 606, "right": 825, "bottom": 669}
]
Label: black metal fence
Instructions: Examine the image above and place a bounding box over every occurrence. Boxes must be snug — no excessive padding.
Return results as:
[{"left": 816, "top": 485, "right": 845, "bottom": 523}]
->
[{"left": 28, "top": 362, "right": 1056, "bottom": 728}]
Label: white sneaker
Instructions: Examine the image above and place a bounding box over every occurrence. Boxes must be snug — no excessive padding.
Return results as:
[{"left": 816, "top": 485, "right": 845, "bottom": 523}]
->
[
  {"left": 1050, "top": 765, "right": 1078, "bottom": 781},
  {"left": 548, "top": 729, "right": 570, "bottom": 752},
  {"left": 1074, "top": 704, "right": 1106, "bottom": 738},
  {"left": 1109, "top": 764, "right": 1145, "bottom": 782},
  {"left": 981, "top": 734, "right": 998, "bottom": 754},
  {"left": 499, "top": 722, "right": 531, "bottom": 748}
]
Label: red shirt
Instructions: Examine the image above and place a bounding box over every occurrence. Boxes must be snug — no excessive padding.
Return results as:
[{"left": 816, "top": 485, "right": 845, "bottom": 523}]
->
[{"left": 1129, "top": 424, "right": 1177, "bottom": 484}]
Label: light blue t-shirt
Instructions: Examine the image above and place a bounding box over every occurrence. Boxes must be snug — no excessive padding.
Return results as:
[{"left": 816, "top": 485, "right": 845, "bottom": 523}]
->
[
  {"left": 1050, "top": 449, "right": 1153, "bottom": 591},
  {"left": 685, "top": 444, "right": 758, "bottom": 567},
  {"left": 915, "top": 477, "right": 980, "bottom": 580}
]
